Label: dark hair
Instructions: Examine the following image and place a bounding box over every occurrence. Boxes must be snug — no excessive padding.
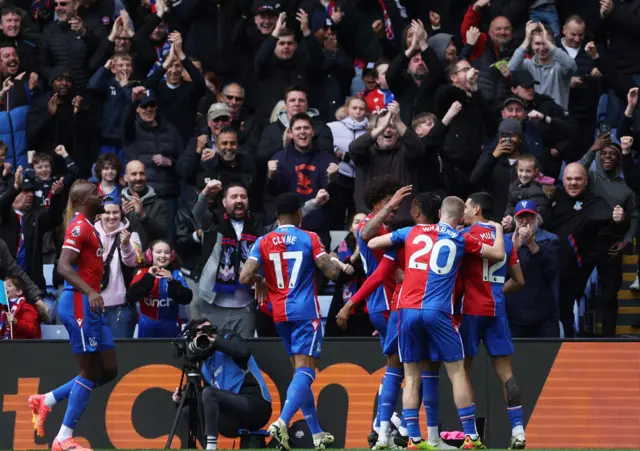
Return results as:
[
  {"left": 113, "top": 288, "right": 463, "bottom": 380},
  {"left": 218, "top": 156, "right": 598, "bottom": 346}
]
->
[
  {"left": 1, "top": 7, "right": 21, "bottom": 18},
  {"left": 363, "top": 175, "right": 402, "bottom": 210},
  {"left": 414, "top": 191, "right": 443, "bottom": 221},
  {"left": 289, "top": 112, "right": 313, "bottom": 129},
  {"left": 0, "top": 140, "right": 8, "bottom": 155},
  {"left": 275, "top": 193, "right": 301, "bottom": 216},
  {"left": 279, "top": 28, "right": 295, "bottom": 38},
  {"left": 223, "top": 181, "right": 248, "bottom": 198},
  {"left": 95, "top": 153, "right": 123, "bottom": 181},
  {"left": 284, "top": 85, "right": 308, "bottom": 101},
  {"left": 33, "top": 153, "right": 53, "bottom": 165},
  {"left": 218, "top": 126, "right": 238, "bottom": 138},
  {"left": 5, "top": 276, "right": 26, "bottom": 294},
  {"left": 468, "top": 192, "right": 494, "bottom": 217},
  {"left": 516, "top": 154, "right": 538, "bottom": 170},
  {"left": 446, "top": 59, "right": 462, "bottom": 80}
]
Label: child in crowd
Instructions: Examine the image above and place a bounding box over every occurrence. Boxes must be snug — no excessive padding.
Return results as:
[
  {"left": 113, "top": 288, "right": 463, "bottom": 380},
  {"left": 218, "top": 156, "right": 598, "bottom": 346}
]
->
[
  {"left": 25, "top": 146, "right": 78, "bottom": 208},
  {"left": 95, "top": 153, "right": 124, "bottom": 203},
  {"left": 127, "top": 240, "right": 192, "bottom": 338},
  {"left": 502, "top": 154, "right": 550, "bottom": 231},
  {"left": 1, "top": 277, "right": 41, "bottom": 339}
]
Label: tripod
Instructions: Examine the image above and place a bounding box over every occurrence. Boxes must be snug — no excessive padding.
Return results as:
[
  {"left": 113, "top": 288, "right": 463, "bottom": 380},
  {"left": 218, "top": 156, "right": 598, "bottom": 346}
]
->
[{"left": 165, "top": 362, "right": 206, "bottom": 449}]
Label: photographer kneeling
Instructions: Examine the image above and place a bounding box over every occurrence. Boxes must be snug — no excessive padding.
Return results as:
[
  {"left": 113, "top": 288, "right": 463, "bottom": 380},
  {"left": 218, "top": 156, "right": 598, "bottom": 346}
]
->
[{"left": 173, "top": 320, "right": 272, "bottom": 449}]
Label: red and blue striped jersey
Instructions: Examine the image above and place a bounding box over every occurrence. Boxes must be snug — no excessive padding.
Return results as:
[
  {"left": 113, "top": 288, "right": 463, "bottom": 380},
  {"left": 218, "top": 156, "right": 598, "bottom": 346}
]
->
[
  {"left": 391, "top": 223, "right": 484, "bottom": 313},
  {"left": 249, "top": 225, "right": 326, "bottom": 323},
  {"left": 62, "top": 213, "right": 104, "bottom": 293},
  {"left": 458, "top": 223, "right": 518, "bottom": 317},
  {"left": 383, "top": 248, "right": 405, "bottom": 310},
  {"left": 132, "top": 267, "right": 189, "bottom": 321},
  {"left": 356, "top": 213, "right": 395, "bottom": 313}
]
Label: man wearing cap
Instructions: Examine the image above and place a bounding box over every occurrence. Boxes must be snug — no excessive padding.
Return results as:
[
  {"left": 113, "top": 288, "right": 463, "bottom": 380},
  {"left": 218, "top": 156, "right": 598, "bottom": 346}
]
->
[
  {"left": 0, "top": 167, "right": 65, "bottom": 297},
  {"left": 177, "top": 102, "right": 235, "bottom": 185},
  {"left": 143, "top": 31, "right": 205, "bottom": 146},
  {"left": 506, "top": 200, "right": 561, "bottom": 338},
  {"left": 546, "top": 162, "right": 627, "bottom": 337},
  {"left": 26, "top": 66, "right": 99, "bottom": 178},
  {"left": 471, "top": 118, "right": 523, "bottom": 219},
  {"left": 578, "top": 136, "right": 636, "bottom": 337},
  {"left": 507, "top": 21, "right": 576, "bottom": 110},
  {"left": 124, "top": 85, "right": 183, "bottom": 238}
]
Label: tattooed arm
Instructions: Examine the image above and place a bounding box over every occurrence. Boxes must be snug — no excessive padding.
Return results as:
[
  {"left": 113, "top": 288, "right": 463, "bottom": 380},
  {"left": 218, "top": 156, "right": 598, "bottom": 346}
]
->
[
  {"left": 239, "top": 258, "right": 264, "bottom": 286},
  {"left": 358, "top": 185, "right": 413, "bottom": 242},
  {"left": 315, "top": 253, "right": 344, "bottom": 281}
]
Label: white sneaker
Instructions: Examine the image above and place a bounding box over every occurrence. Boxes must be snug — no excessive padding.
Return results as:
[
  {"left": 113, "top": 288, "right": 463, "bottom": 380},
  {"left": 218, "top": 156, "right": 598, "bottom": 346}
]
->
[
  {"left": 314, "top": 431, "right": 335, "bottom": 450},
  {"left": 372, "top": 435, "right": 401, "bottom": 450},
  {"left": 427, "top": 439, "right": 457, "bottom": 450},
  {"left": 509, "top": 433, "right": 526, "bottom": 449},
  {"left": 268, "top": 419, "right": 290, "bottom": 451},
  {"left": 631, "top": 276, "right": 640, "bottom": 291}
]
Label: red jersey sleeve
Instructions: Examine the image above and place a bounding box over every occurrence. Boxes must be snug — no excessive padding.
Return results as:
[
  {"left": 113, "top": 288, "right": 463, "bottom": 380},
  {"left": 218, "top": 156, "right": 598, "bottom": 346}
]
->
[
  {"left": 131, "top": 267, "right": 149, "bottom": 285},
  {"left": 463, "top": 233, "right": 484, "bottom": 256},
  {"left": 461, "top": 6, "right": 488, "bottom": 60},
  {"left": 350, "top": 255, "right": 397, "bottom": 306},
  {"left": 62, "top": 222, "right": 87, "bottom": 253},
  {"left": 508, "top": 246, "right": 519, "bottom": 266},
  {"left": 309, "top": 232, "right": 327, "bottom": 260}
]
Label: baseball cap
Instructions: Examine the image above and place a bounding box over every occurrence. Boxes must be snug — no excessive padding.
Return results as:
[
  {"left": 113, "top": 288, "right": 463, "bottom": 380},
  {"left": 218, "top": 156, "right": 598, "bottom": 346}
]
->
[
  {"left": 20, "top": 176, "right": 37, "bottom": 192},
  {"left": 139, "top": 89, "right": 157, "bottom": 106},
  {"left": 509, "top": 70, "right": 540, "bottom": 88},
  {"left": 207, "top": 103, "right": 231, "bottom": 121},
  {"left": 310, "top": 10, "right": 332, "bottom": 33},
  {"left": 498, "top": 118, "right": 522, "bottom": 135},
  {"left": 514, "top": 200, "right": 538, "bottom": 217},
  {"left": 362, "top": 62, "right": 377, "bottom": 77},
  {"left": 255, "top": 0, "right": 281, "bottom": 15},
  {"left": 503, "top": 96, "right": 525, "bottom": 109}
]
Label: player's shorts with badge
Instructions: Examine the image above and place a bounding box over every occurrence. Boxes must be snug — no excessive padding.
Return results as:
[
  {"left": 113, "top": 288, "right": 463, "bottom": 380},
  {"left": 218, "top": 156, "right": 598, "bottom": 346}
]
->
[
  {"left": 58, "top": 290, "right": 114, "bottom": 354},
  {"left": 460, "top": 314, "right": 514, "bottom": 357},
  {"left": 275, "top": 318, "right": 323, "bottom": 358},
  {"left": 382, "top": 310, "right": 399, "bottom": 356},
  {"left": 398, "top": 308, "right": 464, "bottom": 363}
]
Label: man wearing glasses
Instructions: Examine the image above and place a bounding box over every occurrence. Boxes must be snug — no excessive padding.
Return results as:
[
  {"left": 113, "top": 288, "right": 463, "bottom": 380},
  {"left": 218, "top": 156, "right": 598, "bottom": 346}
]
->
[{"left": 221, "top": 82, "right": 260, "bottom": 150}]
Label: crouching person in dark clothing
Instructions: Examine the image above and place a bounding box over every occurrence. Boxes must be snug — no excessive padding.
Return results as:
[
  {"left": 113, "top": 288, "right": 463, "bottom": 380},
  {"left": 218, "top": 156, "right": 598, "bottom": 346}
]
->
[{"left": 173, "top": 319, "right": 272, "bottom": 449}]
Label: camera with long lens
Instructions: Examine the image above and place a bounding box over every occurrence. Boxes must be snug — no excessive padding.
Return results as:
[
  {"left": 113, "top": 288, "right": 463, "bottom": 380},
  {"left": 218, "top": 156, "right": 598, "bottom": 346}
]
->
[{"left": 173, "top": 323, "right": 218, "bottom": 363}]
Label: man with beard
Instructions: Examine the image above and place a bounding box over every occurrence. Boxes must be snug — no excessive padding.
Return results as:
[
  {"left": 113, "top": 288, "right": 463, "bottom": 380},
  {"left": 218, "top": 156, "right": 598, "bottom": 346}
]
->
[
  {"left": 505, "top": 200, "right": 561, "bottom": 338},
  {"left": 143, "top": 31, "right": 205, "bottom": 145},
  {"left": 0, "top": 169, "right": 65, "bottom": 305},
  {"left": 26, "top": 67, "right": 99, "bottom": 178},
  {"left": 545, "top": 162, "right": 627, "bottom": 337},
  {"left": 120, "top": 160, "right": 168, "bottom": 248},
  {"left": 578, "top": 138, "right": 635, "bottom": 337},
  {"left": 508, "top": 21, "right": 576, "bottom": 110},
  {"left": 200, "top": 127, "right": 255, "bottom": 189},
  {"left": 461, "top": 0, "right": 515, "bottom": 109},
  {"left": 386, "top": 19, "right": 445, "bottom": 125},
  {"left": 176, "top": 176, "right": 329, "bottom": 333},
  {"left": 267, "top": 113, "right": 338, "bottom": 247},
  {"left": 41, "top": 0, "right": 102, "bottom": 92},
  {"left": 28, "top": 181, "right": 118, "bottom": 451},
  {"left": 0, "top": 40, "right": 34, "bottom": 169}
]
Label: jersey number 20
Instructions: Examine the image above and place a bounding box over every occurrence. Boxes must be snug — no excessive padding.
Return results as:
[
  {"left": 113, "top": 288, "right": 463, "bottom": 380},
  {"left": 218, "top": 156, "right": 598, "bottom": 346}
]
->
[
  {"left": 407, "top": 236, "right": 456, "bottom": 274},
  {"left": 269, "top": 251, "right": 303, "bottom": 289}
]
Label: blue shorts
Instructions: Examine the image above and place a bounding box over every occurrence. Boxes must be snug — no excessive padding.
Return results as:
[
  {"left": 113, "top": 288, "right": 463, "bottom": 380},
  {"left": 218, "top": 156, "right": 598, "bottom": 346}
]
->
[
  {"left": 58, "top": 290, "right": 114, "bottom": 355},
  {"left": 398, "top": 308, "right": 464, "bottom": 363},
  {"left": 275, "top": 319, "right": 323, "bottom": 358},
  {"left": 460, "top": 314, "right": 514, "bottom": 357},
  {"left": 382, "top": 310, "right": 399, "bottom": 356},
  {"left": 137, "top": 315, "right": 181, "bottom": 338},
  {"left": 369, "top": 310, "right": 390, "bottom": 348}
]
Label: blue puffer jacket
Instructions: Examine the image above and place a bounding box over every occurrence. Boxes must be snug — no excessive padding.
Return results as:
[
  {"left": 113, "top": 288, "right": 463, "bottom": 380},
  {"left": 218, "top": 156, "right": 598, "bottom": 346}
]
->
[{"left": 0, "top": 80, "right": 31, "bottom": 168}]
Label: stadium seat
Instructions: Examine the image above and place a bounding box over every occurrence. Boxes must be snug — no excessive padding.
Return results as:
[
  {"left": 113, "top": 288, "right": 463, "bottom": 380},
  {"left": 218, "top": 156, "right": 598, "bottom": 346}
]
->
[
  {"left": 330, "top": 230, "right": 348, "bottom": 249},
  {"left": 41, "top": 325, "right": 69, "bottom": 340}
]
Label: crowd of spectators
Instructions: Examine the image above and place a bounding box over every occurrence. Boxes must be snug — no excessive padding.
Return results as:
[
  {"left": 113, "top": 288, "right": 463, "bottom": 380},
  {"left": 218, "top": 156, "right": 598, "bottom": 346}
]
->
[{"left": 0, "top": 0, "right": 639, "bottom": 340}]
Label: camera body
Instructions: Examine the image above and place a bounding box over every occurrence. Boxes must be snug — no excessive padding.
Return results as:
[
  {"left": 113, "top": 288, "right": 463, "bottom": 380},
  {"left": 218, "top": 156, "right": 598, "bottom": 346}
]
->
[{"left": 173, "top": 323, "right": 218, "bottom": 363}]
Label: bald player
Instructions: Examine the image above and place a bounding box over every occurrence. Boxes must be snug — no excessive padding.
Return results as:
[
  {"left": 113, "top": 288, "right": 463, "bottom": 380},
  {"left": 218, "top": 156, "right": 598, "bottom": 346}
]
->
[
  {"left": 29, "top": 180, "right": 118, "bottom": 451},
  {"left": 546, "top": 162, "right": 627, "bottom": 336}
]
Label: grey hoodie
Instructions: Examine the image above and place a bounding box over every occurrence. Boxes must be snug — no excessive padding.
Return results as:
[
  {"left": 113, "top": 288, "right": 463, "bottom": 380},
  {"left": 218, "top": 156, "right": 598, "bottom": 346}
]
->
[{"left": 579, "top": 149, "right": 637, "bottom": 243}]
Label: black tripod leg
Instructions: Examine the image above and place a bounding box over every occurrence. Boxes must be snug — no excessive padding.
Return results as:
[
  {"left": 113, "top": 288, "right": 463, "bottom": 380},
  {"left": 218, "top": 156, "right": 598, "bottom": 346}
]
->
[
  {"left": 165, "top": 386, "right": 189, "bottom": 449},
  {"left": 195, "top": 380, "right": 207, "bottom": 448}
]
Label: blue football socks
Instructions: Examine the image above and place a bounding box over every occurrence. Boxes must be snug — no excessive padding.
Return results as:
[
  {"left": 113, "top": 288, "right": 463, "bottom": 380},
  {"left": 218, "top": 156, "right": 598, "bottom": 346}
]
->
[
  {"left": 422, "top": 371, "right": 440, "bottom": 442},
  {"left": 300, "top": 377, "right": 322, "bottom": 435},
  {"left": 52, "top": 378, "right": 76, "bottom": 403},
  {"left": 507, "top": 405, "right": 525, "bottom": 435},
  {"left": 458, "top": 405, "right": 478, "bottom": 439},
  {"left": 61, "top": 377, "right": 96, "bottom": 429},
  {"left": 279, "top": 367, "right": 315, "bottom": 426},
  {"left": 402, "top": 408, "right": 422, "bottom": 441},
  {"left": 379, "top": 367, "right": 403, "bottom": 435}
]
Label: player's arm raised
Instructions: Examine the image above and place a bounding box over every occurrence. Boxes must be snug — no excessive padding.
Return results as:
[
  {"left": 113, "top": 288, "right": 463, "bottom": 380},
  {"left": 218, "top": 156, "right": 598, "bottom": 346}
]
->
[
  {"left": 315, "top": 253, "right": 344, "bottom": 281},
  {"left": 368, "top": 233, "right": 394, "bottom": 250},
  {"left": 239, "top": 258, "right": 264, "bottom": 286},
  {"left": 359, "top": 185, "right": 412, "bottom": 241},
  {"left": 482, "top": 221, "right": 506, "bottom": 261},
  {"left": 503, "top": 262, "right": 525, "bottom": 294},
  {"left": 58, "top": 248, "right": 103, "bottom": 312}
]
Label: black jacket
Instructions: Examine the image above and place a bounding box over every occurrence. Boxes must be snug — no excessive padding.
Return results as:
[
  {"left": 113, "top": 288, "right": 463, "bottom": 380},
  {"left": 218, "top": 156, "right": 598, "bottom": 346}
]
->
[
  {"left": 308, "top": 48, "right": 355, "bottom": 123},
  {"left": 469, "top": 150, "right": 518, "bottom": 221},
  {"left": 41, "top": 22, "right": 103, "bottom": 92},
  {"left": 123, "top": 103, "right": 183, "bottom": 199},
  {"left": 0, "top": 237, "right": 45, "bottom": 303},
  {"left": 601, "top": 0, "right": 640, "bottom": 75},
  {"left": 0, "top": 184, "right": 64, "bottom": 290}
]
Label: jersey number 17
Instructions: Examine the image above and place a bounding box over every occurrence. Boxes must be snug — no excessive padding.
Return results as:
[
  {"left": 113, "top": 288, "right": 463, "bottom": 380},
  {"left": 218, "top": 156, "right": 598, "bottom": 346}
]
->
[{"left": 269, "top": 251, "right": 303, "bottom": 289}]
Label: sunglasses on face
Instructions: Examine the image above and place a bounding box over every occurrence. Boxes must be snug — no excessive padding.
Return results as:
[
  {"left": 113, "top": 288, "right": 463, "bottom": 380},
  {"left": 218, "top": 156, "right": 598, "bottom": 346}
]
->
[
  {"left": 224, "top": 94, "right": 244, "bottom": 102},
  {"left": 55, "top": 1, "right": 70, "bottom": 6},
  {"left": 213, "top": 115, "right": 231, "bottom": 123},
  {"left": 140, "top": 103, "right": 157, "bottom": 110}
]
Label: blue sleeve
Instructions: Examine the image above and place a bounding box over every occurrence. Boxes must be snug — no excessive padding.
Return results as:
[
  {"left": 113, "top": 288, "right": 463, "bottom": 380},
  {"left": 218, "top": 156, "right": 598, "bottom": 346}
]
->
[
  {"left": 390, "top": 227, "right": 412, "bottom": 246},
  {"left": 249, "top": 236, "right": 264, "bottom": 264},
  {"left": 173, "top": 270, "right": 189, "bottom": 288}
]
